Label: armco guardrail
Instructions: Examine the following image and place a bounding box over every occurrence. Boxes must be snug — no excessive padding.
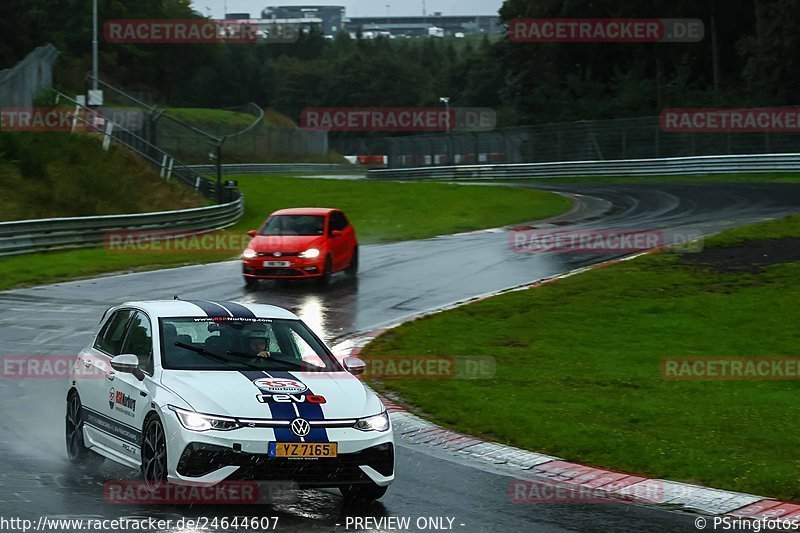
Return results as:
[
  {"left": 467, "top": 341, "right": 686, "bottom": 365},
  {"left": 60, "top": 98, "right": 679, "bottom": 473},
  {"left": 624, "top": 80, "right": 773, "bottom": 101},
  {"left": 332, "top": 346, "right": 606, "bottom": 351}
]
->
[
  {"left": 189, "top": 163, "right": 362, "bottom": 175},
  {"left": 368, "top": 153, "right": 800, "bottom": 180},
  {"left": 0, "top": 196, "right": 243, "bottom": 257}
]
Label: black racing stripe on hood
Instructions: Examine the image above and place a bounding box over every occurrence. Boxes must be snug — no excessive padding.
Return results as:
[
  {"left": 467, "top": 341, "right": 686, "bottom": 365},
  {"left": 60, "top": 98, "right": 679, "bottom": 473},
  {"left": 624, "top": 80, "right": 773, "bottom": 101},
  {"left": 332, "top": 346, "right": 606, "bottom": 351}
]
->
[
  {"left": 272, "top": 371, "right": 328, "bottom": 421},
  {"left": 239, "top": 370, "right": 266, "bottom": 382},
  {"left": 186, "top": 300, "right": 231, "bottom": 318},
  {"left": 219, "top": 301, "right": 257, "bottom": 318},
  {"left": 277, "top": 371, "right": 329, "bottom": 443},
  {"left": 238, "top": 370, "right": 301, "bottom": 442}
]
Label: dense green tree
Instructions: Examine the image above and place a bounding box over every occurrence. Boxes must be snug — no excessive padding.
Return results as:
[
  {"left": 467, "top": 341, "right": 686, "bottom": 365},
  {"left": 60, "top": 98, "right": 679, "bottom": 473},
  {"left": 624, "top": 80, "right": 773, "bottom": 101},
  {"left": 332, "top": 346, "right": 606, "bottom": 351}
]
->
[
  {"left": 737, "top": 0, "right": 800, "bottom": 103},
  {"left": 3, "top": 0, "right": 799, "bottom": 128}
]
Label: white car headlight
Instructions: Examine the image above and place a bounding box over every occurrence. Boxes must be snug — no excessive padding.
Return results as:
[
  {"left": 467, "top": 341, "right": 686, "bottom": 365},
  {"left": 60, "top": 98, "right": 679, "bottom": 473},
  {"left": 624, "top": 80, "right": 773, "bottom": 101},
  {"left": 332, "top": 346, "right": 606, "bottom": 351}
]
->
[
  {"left": 169, "top": 406, "right": 240, "bottom": 432},
  {"left": 354, "top": 411, "right": 390, "bottom": 432},
  {"left": 242, "top": 248, "right": 257, "bottom": 259},
  {"left": 299, "top": 248, "right": 320, "bottom": 259}
]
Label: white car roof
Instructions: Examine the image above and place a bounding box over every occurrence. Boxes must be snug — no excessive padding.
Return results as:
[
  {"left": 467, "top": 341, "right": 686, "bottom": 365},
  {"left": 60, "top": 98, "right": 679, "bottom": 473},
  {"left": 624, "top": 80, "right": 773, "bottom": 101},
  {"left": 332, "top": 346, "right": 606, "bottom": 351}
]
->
[{"left": 117, "top": 300, "right": 300, "bottom": 321}]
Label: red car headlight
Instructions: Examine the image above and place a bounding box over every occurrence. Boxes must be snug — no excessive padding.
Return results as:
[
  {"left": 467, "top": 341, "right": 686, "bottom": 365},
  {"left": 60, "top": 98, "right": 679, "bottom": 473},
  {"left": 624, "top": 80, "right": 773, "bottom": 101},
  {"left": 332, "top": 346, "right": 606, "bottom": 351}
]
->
[{"left": 299, "top": 248, "right": 321, "bottom": 259}]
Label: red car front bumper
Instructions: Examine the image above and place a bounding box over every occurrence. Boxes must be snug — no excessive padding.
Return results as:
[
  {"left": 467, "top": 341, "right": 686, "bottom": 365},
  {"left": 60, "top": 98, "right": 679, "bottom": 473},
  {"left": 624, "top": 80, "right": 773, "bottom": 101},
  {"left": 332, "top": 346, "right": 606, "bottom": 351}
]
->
[{"left": 242, "top": 257, "right": 324, "bottom": 279}]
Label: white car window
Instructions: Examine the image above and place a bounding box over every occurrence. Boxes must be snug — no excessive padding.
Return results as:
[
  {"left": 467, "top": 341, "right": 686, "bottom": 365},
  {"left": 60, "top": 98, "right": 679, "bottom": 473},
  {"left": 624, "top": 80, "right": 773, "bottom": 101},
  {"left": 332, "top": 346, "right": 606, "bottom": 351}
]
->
[
  {"left": 288, "top": 328, "right": 326, "bottom": 369},
  {"left": 119, "top": 311, "right": 153, "bottom": 374},
  {"left": 94, "top": 309, "right": 134, "bottom": 355}
]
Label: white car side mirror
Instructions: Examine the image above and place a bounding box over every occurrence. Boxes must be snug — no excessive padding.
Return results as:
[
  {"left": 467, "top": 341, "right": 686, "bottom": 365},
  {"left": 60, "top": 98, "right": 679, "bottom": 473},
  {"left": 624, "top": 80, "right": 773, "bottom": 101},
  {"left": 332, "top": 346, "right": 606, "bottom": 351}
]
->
[
  {"left": 110, "top": 354, "right": 144, "bottom": 381},
  {"left": 343, "top": 356, "right": 366, "bottom": 376}
]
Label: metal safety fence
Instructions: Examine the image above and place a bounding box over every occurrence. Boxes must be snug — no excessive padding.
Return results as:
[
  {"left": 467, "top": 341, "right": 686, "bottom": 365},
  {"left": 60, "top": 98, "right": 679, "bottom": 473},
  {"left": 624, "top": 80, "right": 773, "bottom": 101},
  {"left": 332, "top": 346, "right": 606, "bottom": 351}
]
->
[
  {"left": 0, "top": 90, "right": 245, "bottom": 256},
  {"left": 52, "top": 90, "right": 236, "bottom": 202},
  {"left": 385, "top": 117, "right": 800, "bottom": 169},
  {"left": 0, "top": 200, "right": 243, "bottom": 256},
  {"left": 188, "top": 163, "right": 361, "bottom": 175},
  {"left": 86, "top": 75, "right": 328, "bottom": 164},
  {"left": 368, "top": 153, "right": 800, "bottom": 180}
]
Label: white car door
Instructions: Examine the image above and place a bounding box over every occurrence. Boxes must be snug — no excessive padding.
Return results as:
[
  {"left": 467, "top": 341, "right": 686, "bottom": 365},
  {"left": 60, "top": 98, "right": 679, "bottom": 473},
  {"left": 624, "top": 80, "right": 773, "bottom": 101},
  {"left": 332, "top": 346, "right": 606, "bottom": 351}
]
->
[
  {"left": 80, "top": 308, "right": 135, "bottom": 455},
  {"left": 104, "top": 310, "right": 155, "bottom": 462}
]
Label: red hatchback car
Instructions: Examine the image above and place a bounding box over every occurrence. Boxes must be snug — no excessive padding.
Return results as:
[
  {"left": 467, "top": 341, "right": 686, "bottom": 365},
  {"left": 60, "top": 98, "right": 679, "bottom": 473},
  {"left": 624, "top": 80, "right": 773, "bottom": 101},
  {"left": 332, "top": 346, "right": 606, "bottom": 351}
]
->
[{"left": 241, "top": 208, "right": 358, "bottom": 287}]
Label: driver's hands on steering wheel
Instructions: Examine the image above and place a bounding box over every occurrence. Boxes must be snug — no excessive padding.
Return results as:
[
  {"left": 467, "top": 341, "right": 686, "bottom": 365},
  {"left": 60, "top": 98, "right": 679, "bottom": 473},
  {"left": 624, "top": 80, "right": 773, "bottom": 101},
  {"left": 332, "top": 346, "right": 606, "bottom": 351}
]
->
[{"left": 254, "top": 350, "right": 270, "bottom": 359}]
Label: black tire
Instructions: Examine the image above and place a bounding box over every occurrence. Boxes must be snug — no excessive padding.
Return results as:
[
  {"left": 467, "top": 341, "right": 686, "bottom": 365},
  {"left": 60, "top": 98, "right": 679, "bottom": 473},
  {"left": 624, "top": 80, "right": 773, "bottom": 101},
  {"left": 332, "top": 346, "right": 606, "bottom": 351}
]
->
[
  {"left": 339, "top": 483, "right": 388, "bottom": 503},
  {"left": 345, "top": 247, "right": 358, "bottom": 277},
  {"left": 244, "top": 276, "right": 258, "bottom": 290},
  {"left": 316, "top": 256, "right": 332, "bottom": 287},
  {"left": 66, "top": 391, "right": 97, "bottom": 463},
  {"left": 141, "top": 416, "right": 168, "bottom": 492}
]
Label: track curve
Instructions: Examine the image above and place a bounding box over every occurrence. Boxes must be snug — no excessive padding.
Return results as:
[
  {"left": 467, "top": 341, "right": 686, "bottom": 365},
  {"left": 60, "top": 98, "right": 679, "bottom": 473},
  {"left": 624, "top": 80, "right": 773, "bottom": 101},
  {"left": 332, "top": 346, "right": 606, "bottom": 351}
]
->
[{"left": 1, "top": 182, "right": 799, "bottom": 532}]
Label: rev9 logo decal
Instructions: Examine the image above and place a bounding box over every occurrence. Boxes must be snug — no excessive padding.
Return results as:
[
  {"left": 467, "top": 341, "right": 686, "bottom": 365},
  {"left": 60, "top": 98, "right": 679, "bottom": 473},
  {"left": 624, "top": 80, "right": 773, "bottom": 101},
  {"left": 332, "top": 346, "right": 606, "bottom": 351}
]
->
[{"left": 257, "top": 394, "right": 326, "bottom": 404}]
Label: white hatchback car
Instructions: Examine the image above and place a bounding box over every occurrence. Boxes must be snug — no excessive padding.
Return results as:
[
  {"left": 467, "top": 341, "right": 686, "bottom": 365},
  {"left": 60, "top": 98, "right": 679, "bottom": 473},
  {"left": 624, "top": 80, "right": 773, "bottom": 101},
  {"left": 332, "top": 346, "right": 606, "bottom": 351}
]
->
[{"left": 66, "top": 300, "right": 394, "bottom": 502}]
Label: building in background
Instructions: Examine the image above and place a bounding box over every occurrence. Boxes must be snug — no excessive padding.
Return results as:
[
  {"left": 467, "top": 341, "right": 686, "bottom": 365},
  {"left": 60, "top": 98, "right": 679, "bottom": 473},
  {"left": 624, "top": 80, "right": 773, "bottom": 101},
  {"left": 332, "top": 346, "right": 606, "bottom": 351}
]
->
[
  {"left": 261, "top": 5, "right": 346, "bottom": 36},
  {"left": 244, "top": 6, "right": 501, "bottom": 38},
  {"left": 348, "top": 14, "right": 502, "bottom": 38}
]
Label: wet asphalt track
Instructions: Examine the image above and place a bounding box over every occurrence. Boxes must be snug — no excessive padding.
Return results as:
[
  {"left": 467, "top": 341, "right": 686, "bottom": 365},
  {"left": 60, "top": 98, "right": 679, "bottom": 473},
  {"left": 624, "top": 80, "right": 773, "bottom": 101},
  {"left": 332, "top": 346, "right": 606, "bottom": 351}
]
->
[{"left": 2, "top": 182, "right": 800, "bottom": 532}]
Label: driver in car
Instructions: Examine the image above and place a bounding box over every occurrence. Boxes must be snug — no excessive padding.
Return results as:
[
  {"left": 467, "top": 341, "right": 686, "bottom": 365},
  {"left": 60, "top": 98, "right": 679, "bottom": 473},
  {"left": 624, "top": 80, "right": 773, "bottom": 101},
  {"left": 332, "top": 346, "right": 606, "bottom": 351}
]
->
[{"left": 246, "top": 327, "right": 271, "bottom": 359}]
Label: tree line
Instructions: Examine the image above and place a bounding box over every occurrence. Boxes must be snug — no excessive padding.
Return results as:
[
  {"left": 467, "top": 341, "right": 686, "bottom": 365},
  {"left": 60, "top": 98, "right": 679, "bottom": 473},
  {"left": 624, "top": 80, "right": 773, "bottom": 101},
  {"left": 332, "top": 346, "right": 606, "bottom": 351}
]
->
[{"left": 1, "top": 0, "right": 798, "bottom": 127}]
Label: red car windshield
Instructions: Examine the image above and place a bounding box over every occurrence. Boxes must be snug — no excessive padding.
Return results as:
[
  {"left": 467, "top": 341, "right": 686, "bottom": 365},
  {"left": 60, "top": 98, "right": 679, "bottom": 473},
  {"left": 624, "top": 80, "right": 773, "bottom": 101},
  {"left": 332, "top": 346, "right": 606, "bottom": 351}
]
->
[{"left": 260, "top": 215, "right": 325, "bottom": 236}]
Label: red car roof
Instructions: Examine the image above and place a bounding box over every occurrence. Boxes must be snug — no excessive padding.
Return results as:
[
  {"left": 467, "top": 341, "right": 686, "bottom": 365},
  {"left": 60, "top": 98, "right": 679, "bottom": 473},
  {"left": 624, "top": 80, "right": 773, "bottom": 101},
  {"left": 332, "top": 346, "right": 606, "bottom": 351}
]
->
[{"left": 270, "top": 207, "right": 338, "bottom": 216}]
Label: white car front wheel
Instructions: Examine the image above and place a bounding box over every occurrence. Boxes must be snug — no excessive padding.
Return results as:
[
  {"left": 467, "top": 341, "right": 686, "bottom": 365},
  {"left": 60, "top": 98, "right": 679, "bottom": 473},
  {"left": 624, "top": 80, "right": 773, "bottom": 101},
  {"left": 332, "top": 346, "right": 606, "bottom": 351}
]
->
[{"left": 141, "top": 416, "right": 168, "bottom": 492}]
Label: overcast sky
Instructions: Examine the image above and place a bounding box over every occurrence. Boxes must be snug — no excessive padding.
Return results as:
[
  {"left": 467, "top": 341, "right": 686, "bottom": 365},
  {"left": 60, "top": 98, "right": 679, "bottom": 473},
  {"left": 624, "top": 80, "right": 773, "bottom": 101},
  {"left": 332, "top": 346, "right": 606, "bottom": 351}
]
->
[{"left": 191, "top": 0, "right": 504, "bottom": 19}]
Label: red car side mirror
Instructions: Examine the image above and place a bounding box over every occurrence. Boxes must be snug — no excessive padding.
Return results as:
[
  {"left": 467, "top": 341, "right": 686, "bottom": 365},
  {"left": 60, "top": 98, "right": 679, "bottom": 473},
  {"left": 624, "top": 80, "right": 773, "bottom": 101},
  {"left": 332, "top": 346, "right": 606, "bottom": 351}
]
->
[
  {"left": 247, "top": 230, "right": 257, "bottom": 238},
  {"left": 331, "top": 230, "right": 343, "bottom": 238}
]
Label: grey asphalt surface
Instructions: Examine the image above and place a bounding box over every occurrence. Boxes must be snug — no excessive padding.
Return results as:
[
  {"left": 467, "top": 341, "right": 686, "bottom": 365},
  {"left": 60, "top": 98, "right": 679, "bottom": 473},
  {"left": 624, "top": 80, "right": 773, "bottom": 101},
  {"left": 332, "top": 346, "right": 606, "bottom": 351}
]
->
[{"left": 1, "top": 182, "right": 800, "bottom": 532}]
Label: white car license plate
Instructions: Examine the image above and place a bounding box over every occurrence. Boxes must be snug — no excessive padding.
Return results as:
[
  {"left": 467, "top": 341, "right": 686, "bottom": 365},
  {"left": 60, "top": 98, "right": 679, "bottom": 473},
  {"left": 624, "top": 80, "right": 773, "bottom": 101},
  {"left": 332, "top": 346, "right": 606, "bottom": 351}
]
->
[
  {"left": 264, "top": 261, "right": 291, "bottom": 267},
  {"left": 269, "top": 442, "right": 338, "bottom": 458}
]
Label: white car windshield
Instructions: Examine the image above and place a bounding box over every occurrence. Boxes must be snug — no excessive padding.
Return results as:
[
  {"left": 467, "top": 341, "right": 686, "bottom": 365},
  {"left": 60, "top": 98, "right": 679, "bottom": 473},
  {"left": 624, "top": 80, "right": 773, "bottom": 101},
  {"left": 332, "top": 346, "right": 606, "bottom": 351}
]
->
[{"left": 159, "top": 317, "right": 341, "bottom": 372}]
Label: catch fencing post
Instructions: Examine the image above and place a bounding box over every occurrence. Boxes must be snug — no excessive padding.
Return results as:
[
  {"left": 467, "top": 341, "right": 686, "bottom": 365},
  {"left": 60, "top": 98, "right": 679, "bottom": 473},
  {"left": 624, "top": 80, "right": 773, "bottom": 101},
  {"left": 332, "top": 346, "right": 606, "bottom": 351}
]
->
[{"left": 216, "top": 144, "right": 223, "bottom": 204}]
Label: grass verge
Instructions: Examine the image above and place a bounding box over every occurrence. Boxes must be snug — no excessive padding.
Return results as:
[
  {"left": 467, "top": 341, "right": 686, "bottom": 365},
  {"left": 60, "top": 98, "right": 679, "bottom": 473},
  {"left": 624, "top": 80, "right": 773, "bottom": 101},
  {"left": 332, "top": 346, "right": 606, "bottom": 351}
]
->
[
  {"left": 362, "top": 213, "right": 800, "bottom": 500},
  {"left": 162, "top": 108, "right": 255, "bottom": 129},
  {"left": 0, "top": 132, "right": 204, "bottom": 221},
  {"left": 230, "top": 174, "right": 572, "bottom": 243},
  {"left": 0, "top": 174, "right": 571, "bottom": 291}
]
